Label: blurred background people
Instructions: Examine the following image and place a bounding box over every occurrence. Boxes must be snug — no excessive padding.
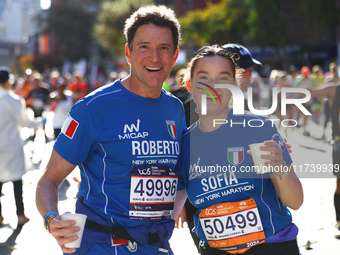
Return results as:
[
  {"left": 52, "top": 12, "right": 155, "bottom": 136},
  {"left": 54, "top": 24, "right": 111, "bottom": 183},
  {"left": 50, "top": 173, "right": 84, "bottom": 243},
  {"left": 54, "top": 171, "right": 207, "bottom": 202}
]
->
[
  {"left": 295, "top": 66, "right": 314, "bottom": 136},
  {"left": 48, "top": 70, "right": 61, "bottom": 92},
  {"left": 68, "top": 71, "right": 89, "bottom": 103},
  {"left": 25, "top": 73, "right": 50, "bottom": 143},
  {"left": 0, "top": 67, "right": 44, "bottom": 226},
  {"left": 310, "top": 65, "right": 325, "bottom": 125},
  {"left": 47, "top": 78, "right": 73, "bottom": 139}
]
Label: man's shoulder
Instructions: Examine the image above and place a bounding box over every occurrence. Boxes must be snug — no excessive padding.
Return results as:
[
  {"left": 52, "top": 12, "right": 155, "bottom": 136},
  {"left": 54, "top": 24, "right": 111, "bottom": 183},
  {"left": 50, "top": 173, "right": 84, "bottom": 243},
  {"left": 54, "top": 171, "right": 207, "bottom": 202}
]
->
[
  {"left": 82, "top": 82, "right": 122, "bottom": 106},
  {"left": 162, "top": 89, "right": 183, "bottom": 106}
]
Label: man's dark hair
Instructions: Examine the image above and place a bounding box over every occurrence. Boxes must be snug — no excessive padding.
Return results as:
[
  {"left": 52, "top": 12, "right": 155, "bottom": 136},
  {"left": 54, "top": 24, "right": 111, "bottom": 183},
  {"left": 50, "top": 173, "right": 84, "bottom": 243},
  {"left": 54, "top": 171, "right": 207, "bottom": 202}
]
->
[{"left": 124, "top": 5, "right": 181, "bottom": 53}]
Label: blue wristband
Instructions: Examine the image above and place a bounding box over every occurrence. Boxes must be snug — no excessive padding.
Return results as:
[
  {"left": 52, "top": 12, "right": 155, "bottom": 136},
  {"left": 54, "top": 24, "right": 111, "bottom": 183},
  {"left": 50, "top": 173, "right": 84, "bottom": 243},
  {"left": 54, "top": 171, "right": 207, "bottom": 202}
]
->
[{"left": 43, "top": 211, "right": 58, "bottom": 228}]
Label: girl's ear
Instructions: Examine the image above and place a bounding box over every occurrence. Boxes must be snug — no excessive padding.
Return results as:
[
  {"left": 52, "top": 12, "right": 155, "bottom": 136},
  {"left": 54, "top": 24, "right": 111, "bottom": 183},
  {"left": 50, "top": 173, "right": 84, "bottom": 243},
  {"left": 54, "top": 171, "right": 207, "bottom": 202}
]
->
[{"left": 186, "top": 79, "right": 192, "bottom": 92}]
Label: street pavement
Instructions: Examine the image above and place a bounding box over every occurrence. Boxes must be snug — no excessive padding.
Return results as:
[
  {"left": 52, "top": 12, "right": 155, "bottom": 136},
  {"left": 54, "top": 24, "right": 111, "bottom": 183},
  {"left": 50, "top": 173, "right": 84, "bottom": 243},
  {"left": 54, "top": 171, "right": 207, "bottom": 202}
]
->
[{"left": 0, "top": 121, "right": 339, "bottom": 255}]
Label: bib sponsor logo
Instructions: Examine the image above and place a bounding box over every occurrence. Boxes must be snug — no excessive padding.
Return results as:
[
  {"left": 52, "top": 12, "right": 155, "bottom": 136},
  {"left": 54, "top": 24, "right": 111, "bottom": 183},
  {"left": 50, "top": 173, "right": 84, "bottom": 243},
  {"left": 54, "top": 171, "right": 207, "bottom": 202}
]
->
[
  {"left": 61, "top": 115, "right": 79, "bottom": 139},
  {"left": 227, "top": 147, "right": 244, "bottom": 165},
  {"left": 166, "top": 120, "right": 177, "bottom": 140},
  {"left": 205, "top": 208, "right": 216, "bottom": 216},
  {"left": 138, "top": 167, "right": 152, "bottom": 175}
]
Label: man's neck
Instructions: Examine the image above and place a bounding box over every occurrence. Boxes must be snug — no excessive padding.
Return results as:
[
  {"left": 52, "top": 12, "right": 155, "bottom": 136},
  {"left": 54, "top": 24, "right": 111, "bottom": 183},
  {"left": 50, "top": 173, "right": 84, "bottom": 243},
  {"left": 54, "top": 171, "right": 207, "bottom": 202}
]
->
[{"left": 121, "top": 76, "right": 162, "bottom": 99}]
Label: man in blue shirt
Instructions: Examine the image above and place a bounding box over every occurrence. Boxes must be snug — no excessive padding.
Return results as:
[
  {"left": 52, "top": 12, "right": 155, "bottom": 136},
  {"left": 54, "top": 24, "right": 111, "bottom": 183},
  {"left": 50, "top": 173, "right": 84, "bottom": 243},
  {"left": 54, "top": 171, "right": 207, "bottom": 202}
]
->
[{"left": 36, "top": 5, "right": 186, "bottom": 255}]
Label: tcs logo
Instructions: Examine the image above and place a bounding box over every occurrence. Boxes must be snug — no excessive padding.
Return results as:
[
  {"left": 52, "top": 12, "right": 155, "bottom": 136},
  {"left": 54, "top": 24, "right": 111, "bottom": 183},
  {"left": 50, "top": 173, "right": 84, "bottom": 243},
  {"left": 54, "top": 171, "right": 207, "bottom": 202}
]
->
[
  {"left": 205, "top": 208, "right": 216, "bottom": 216},
  {"left": 138, "top": 168, "right": 151, "bottom": 175}
]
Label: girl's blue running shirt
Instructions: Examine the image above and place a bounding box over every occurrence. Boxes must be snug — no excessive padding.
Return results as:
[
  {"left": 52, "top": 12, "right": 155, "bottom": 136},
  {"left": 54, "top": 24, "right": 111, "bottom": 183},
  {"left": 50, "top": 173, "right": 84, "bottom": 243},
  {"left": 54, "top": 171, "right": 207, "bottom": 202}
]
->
[
  {"left": 54, "top": 80, "right": 186, "bottom": 229},
  {"left": 176, "top": 108, "right": 297, "bottom": 250}
]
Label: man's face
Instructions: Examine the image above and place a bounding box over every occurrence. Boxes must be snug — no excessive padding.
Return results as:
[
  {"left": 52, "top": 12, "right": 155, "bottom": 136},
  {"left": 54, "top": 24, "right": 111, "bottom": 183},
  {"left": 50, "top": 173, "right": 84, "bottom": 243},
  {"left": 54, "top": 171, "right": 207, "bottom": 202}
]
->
[
  {"left": 126, "top": 24, "right": 178, "bottom": 93},
  {"left": 237, "top": 66, "right": 253, "bottom": 92}
]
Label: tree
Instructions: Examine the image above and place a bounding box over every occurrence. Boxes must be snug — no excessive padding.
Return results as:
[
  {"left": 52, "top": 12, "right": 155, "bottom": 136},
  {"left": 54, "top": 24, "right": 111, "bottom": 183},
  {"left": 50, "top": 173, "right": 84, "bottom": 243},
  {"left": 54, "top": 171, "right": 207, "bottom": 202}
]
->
[
  {"left": 93, "top": 0, "right": 154, "bottom": 61},
  {"left": 44, "top": 5, "right": 94, "bottom": 62},
  {"left": 179, "top": 0, "right": 293, "bottom": 67},
  {"left": 179, "top": 0, "right": 248, "bottom": 47},
  {"left": 180, "top": 0, "right": 289, "bottom": 47}
]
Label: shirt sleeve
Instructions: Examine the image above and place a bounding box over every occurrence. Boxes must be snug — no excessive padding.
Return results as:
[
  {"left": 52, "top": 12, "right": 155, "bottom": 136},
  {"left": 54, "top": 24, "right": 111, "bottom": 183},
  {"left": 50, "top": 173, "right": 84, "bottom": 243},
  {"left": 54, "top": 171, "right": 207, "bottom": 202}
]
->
[{"left": 53, "top": 100, "right": 100, "bottom": 165}]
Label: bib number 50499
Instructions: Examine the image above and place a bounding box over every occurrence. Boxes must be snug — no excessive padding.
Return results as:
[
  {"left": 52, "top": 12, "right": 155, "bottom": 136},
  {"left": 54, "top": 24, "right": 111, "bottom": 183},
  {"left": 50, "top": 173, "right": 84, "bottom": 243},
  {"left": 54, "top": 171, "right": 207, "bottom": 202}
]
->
[{"left": 202, "top": 209, "right": 262, "bottom": 239}]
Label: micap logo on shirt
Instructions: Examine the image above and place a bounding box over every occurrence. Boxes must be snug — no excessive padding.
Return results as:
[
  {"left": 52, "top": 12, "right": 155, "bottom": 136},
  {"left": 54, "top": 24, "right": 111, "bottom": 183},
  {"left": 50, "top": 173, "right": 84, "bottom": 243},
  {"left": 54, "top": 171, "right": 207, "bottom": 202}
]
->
[{"left": 118, "top": 119, "right": 149, "bottom": 139}]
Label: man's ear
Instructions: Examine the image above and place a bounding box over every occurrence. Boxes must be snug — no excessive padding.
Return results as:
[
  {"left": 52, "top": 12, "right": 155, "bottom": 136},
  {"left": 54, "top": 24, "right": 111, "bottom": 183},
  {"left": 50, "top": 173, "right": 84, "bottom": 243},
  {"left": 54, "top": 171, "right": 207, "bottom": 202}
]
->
[
  {"left": 125, "top": 44, "right": 131, "bottom": 64},
  {"left": 172, "top": 47, "right": 179, "bottom": 66}
]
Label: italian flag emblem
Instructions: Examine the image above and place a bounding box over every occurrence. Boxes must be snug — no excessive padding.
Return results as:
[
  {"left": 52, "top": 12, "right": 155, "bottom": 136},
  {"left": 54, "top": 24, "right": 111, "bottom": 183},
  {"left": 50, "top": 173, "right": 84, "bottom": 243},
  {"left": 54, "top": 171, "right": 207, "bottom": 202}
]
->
[
  {"left": 61, "top": 115, "right": 79, "bottom": 139},
  {"left": 166, "top": 120, "right": 177, "bottom": 140},
  {"left": 227, "top": 147, "right": 244, "bottom": 165}
]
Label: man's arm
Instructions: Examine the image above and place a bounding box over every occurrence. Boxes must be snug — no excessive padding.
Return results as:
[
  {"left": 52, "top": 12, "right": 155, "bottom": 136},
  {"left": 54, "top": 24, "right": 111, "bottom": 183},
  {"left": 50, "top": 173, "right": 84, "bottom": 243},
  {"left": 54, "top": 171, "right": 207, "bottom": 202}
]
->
[
  {"left": 309, "top": 85, "right": 336, "bottom": 106},
  {"left": 171, "top": 189, "right": 187, "bottom": 221},
  {"left": 36, "top": 149, "right": 80, "bottom": 254}
]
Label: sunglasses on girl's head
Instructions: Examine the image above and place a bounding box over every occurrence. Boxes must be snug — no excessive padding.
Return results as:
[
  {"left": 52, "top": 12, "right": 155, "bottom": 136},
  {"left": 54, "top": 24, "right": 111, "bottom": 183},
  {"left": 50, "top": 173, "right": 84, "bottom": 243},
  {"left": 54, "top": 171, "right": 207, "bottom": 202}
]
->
[
  {"left": 193, "top": 45, "right": 225, "bottom": 57},
  {"left": 193, "top": 46, "right": 211, "bottom": 56}
]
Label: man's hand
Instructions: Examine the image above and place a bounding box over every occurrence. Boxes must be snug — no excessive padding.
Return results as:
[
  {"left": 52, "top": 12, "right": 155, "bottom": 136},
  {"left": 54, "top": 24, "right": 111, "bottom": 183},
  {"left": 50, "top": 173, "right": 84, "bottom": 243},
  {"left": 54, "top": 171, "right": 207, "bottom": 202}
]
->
[{"left": 48, "top": 215, "right": 80, "bottom": 253}]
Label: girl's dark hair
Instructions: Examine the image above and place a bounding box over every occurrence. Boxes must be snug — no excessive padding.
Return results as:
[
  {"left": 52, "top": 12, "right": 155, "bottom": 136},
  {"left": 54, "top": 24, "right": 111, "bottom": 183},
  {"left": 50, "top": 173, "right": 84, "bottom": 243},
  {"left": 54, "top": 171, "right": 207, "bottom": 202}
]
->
[{"left": 184, "top": 45, "right": 239, "bottom": 87}]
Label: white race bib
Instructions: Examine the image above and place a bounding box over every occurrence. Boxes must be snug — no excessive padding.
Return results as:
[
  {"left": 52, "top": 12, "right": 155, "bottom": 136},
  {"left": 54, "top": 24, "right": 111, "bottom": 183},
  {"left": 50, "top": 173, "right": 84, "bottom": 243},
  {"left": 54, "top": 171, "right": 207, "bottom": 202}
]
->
[
  {"left": 199, "top": 199, "right": 265, "bottom": 254},
  {"left": 129, "top": 165, "right": 177, "bottom": 222}
]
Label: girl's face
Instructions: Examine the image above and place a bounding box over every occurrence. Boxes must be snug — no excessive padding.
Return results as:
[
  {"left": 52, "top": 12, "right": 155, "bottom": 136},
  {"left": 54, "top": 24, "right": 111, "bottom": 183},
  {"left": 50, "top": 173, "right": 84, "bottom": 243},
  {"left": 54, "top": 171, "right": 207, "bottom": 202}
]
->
[{"left": 191, "top": 55, "right": 235, "bottom": 116}]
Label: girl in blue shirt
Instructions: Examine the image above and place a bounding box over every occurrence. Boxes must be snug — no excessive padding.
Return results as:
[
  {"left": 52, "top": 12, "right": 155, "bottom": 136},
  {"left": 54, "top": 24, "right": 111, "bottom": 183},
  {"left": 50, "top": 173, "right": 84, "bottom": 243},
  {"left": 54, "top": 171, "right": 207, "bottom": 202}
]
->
[{"left": 173, "top": 45, "right": 303, "bottom": 255}]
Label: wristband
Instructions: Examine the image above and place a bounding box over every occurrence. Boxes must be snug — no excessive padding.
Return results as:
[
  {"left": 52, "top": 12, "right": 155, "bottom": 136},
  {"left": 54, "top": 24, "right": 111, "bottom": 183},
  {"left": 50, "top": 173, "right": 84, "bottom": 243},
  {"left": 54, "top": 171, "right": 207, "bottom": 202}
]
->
[{"left": 43, "top": 211, "right": 58, "bottom": 230}]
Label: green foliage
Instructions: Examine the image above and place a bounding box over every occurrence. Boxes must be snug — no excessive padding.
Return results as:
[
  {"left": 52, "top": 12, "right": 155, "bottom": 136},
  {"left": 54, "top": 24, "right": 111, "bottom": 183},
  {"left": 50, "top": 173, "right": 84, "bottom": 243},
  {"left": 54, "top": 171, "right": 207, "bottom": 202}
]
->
[
  {"left": 179, "top": 0, "right": 288, "bottom": 47},
  {"left": 179, "top": 0, "right": 247, "bottom": 46},
  {"left": 245, "top": 0, "right": 287, "bottom": 47},
  {"left": 45, "top": 5, "right": 94, "bottom": 62},
  {"left": 93, "top": 0, "right": 154, "bottom": 60}
]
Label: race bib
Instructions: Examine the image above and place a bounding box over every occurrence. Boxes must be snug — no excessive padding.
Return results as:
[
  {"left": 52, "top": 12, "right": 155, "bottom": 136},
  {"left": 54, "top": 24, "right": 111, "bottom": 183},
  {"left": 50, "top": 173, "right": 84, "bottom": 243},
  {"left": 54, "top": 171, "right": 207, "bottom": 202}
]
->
[
  {"left": 129, "top": 165, "right": 178, "bottom": 222},
  {"left": 199, "top": 198, "right": 265, "bottom": 254}
]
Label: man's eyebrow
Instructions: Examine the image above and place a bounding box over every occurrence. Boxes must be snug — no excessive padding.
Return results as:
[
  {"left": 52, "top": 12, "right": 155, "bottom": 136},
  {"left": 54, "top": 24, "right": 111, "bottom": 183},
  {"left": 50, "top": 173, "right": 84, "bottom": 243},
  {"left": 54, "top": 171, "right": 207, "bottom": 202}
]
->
[
  {"left": 159, "top": 43, "right": 172, "bottom": 47},
  {"left": 135, "top": 42, "right": 172, "bottom": 47},
  {"left": 136, "top": 41, "right": 150, "bottom": 46}
]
